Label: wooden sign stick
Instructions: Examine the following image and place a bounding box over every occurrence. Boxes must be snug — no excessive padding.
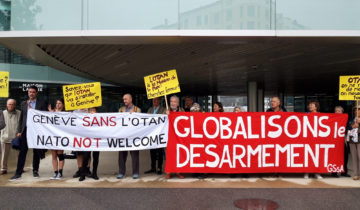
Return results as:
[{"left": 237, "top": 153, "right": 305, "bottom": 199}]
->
[
  {"left": 357, "top": 100, "right": 359, "bottom": 118},
  {"left": 165, "top": 95, "right": 169, "bottom": 110}
]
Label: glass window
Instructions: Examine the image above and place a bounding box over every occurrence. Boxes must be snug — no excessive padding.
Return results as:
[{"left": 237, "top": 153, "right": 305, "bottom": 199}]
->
[
  {"left": 214, "top": 13, "right": 220, "bottom": 24},
  {"left": 247, "top": 5, "right": 255, "bottom": 17},
  {"left": 247, "top": 21, "right": 255, "bottom": 29},
  {"left": 196, "top": 15, "right": 202, "bottom": 26},
  {"left": 226, "top": 9, "right": 232, "bottom": 21},
  {"left": 204, "top": 15, "right": 208, "bottom": 25}
]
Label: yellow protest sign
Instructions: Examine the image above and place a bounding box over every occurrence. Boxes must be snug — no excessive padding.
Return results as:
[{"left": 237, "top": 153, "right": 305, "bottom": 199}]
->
[
  {"left": 339, "top": 75, "right": 360, "bottom": 100},
  {"left": 63, "top": 82, "right": 102, "bottom": 111},
  {"left": 0, "top": 71, "right": 9, "bottom": 98},
  {"left": 144, "top": 69, "right": 181, "bottom": 99}
]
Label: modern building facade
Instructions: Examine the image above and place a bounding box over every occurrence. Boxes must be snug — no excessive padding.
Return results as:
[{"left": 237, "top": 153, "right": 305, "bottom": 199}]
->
[{"left": 0, "top": 0, "right": 359, "bottom": 114}]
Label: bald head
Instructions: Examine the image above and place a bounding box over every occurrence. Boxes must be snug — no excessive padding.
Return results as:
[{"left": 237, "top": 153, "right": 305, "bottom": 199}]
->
[
  {"left": 270, "top": 96, "right": 281, "bottom": 111},
  {"left": 6, "top": 99, "right": 16, "bottom": 112},
  {"left": 123, "top": 93, "right": 133, "bottom": 107}
]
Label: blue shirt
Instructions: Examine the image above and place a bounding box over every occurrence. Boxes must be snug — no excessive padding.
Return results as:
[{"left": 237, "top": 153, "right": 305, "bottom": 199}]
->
[
  {"left": 153, "top": 106, "right": 160, "bottom": 114},
  {"left": 29, "top": 99, "right": 36, "bottom": 109}
]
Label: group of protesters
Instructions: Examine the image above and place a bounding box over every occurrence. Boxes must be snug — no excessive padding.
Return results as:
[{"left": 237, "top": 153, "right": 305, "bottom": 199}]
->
[{"left": 0, "top": 85, "right": 360, "bottom": 182}]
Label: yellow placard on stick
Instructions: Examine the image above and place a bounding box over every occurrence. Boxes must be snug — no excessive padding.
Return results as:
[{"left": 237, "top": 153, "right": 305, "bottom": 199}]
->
[
  {"left": 0, "top": 71, "right": 9, "bottom": 98},
  {"left": 339, "top": 75, "right": 360, "bottom": 100},
  {"left": 144, "top": 69, "right": 181, "bottom": 99},
  {"left": 63, "top": 82, "right": 102, "bottom": 111}
]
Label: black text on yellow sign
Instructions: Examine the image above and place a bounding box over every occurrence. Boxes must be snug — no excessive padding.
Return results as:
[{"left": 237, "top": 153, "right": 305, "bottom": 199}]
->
[
  {"left": 339, "top": 75, "right": 360, "bottom": 101},
  {"left": 63, "top": 82, "right": 102, "bottom": 111},
  {"left": 144, "top": 69, "right": 181, "bottom": 99}
]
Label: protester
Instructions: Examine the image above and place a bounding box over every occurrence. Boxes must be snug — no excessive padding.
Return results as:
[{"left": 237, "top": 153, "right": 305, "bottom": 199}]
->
[
  {"left": 145, "top": 97, "right": 166, "bottom": 175},
  {"left": 266, "top": 96, "right": 287, "bottom": 112},
  {"left": 234, "top": 107, "right": 242, "bottom": 113},
  {"left": 190, "top": 103, "right": 207, "bottom": 179},
  {"left": 48, "top": 98, "right": 66, "bottom": 179},
  {"left": 117, "top": 93, "right": 141, "bottom": 179},
  {"left": 266, "top": 96, "right": 287, "bottom": 178},
  {"left": 79, "top": 107, "right": 100, "bottom": 181},
  {"left": 1, "top": 99, "right": 20, "bottom": 175},
  {"left": 10, "top": 85, "right": 47, "bottom": 181},
  {"left": 184, "top": 96, "right": 194, "bottom": 112},
  {"left": 332, "top": 106, "right": 351, "bottom": 177},
  {"left": 213, "top": 102, "right": 224, "bottom": 112},
  {"left": 72, "top": 108, "right": 90, "bottom": 178},
  {"left": 349, "top": 106, "right": 360, "bottom": 180},
  {"left": 165, "top": 95, "right": 184, "bottom": 179},
  {"left": 304, "top": 100, "right": 323, "bottom": 179}
]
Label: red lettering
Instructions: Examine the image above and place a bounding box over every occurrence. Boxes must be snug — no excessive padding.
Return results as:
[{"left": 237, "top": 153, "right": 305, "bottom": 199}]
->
[
  {"left": 94, "top": 138, "right": 101, "bottom": 147},
  {"left": 83, "top": 117, "right": 90, "bottom": 127},
  {"left": 109, "top": 116, "right": 117, "bottom": 126},
  {"left": 73, "top": 137, "right": 82, "bottom": 147},
  {"left": 83, "top": 137, "right": 91, "bottom": 148}
]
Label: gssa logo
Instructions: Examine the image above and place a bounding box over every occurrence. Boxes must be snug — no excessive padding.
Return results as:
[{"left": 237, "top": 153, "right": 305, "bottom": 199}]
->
[{"left": 326, "top": 164, "right": 344, "bottom": 173}]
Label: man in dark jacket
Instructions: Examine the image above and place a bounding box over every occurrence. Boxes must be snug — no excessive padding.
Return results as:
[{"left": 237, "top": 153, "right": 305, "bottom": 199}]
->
[
  {"left": 266, "top": 96, "right": 287, "bottom": 112},
  {"left": 10, "top": 85, "right": 47, "bottom": 181}
]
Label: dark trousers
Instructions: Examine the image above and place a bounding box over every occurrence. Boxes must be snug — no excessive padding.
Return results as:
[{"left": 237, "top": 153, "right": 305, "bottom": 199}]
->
[
  {"left": 80, "top": 151, "right": 99, "bottom": 176},
  {"left": 118, "top": 151, "right": 139, "bottom": 175},
  {"left": 344, "top": 142, "right": 350, "bottom": 174},
  {"left": 15, "top": 132, "right": 41, "bottom": 175},
  {"left": 150, "top": 148, "right": 164, "bottom": 170}
]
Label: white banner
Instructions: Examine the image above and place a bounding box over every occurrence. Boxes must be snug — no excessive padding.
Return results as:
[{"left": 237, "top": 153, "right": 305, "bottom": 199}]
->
[{"left": 26, "top": 109, "right": 169, "bottom": 151}]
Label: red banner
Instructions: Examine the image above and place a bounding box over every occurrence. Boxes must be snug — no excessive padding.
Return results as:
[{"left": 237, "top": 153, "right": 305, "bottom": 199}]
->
[{"left": 165, "top": 112, "right": 348, "bottom": 173}]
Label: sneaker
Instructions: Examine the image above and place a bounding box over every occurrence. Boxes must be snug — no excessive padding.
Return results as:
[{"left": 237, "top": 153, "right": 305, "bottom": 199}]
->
[
  {"left": 315, "top": 174, "right": 323, "bottom": 179},
  {"left": 304, "top": 173, "right": 309, "bottom": 179},
  {"left": 79, "top": 176, "right": 85, "bottom": 182},
  {"left": 33, "top": 171, "right": 40, "bottom": 178},
  {"left": 50, "top": 173, "right": 58, "bottom": 180},
  {"left": 133, "top": 174, "right": 139, "bottom": 179},
  {"left": 9, "top": 174, "right": 21, "bottom": 181},
  {"left": 56, "top": 173, "right": 63, "bottom": 180},
  {"left": 116, "top": 174, "right": 124, "bottom": 179}
]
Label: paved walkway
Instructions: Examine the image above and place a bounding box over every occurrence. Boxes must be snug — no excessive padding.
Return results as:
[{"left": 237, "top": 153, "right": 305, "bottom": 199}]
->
[{"left": 1, "top": 149, "right": 360, "bottom": 189}]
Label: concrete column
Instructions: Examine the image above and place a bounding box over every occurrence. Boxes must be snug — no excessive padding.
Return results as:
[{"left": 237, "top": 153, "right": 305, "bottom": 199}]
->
[{"left": 248, "top": 81, "right": 257, "bottom": 112}]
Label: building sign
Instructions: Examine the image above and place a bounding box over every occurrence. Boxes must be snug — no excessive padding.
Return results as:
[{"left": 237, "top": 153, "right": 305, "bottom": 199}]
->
[
  {"left": 0, "top": 71, "right": 9, "bottom": 97},
  {"left": 22, "top": 83, "right": 43, "bottom": 92},
  {"left": 339, "top": 75, "right": 360, "bottom": 100},
  {"left": 144, "top": 69, "right": 181, "bottom": 99},
  {"left": 63, "top": 82, "right": 102, "bottom": 111}
]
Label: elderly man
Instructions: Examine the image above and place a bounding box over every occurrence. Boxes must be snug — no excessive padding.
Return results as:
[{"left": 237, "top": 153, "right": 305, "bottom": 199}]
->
[
  {"left": 0, "top": 99, "right": 17, "bottom": 175},
  {"left": 145, "top": 97, "right": 166, "bottom": 175},
  {"left": 10, "top": 85, "right": 47, "bottom": 181},
  {"left": 166, "top": 95, "right": 184, "bottom": 179},
  {"left": 266, "top": 96, "right": 287, "bottom": 112},
  {"left": 117, "top": 93, "right": 141, "bottom": 179}
]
